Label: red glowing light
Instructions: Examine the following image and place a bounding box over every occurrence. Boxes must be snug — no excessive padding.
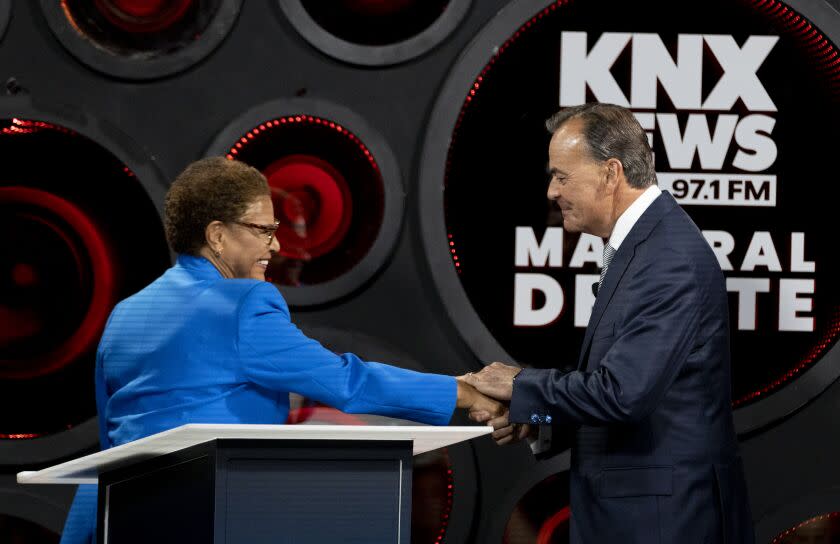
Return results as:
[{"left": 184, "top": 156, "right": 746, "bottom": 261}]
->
[
  {"left": 0, "top": 187, "right": 116, "bottom": 379},
  {"left": 0, "top": 432, "right": 43, "bottom": 439},
  {"left": 772, "top": 512, "right": 840, "bottom": 542},
  {"left": 2, "top": 118, "right": 74, "bottom": 136},
  {"left": 224, "top": 114, "right": 386, "bottom": 266},
  {"left": 92, "top": 0, "right": 193, "bottom": 33},
  {"left": 228, "top": 115, "right": 379, "bottom": 171},
  {"left": 536, "top": 506, "right": 571, "bottom": 544},
  {"left": 263, "top": 155, "right": 353, "bottom": 260},
  {"left": 285, "top": 406, "right": 367, "bottom": 426},
  {"left": 10, "top": 263, "right": 38, "bottom": 287},
  {"left": 432, "top": 448, "right": 455, "bottom": 544}
]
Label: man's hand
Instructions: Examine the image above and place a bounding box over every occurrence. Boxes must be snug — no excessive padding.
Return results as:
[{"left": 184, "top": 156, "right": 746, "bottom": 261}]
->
[
  {"left": 469, "top": 408, "right": 532, "bottom": 446},
  {"left": 456, "top": 380, "right": 506, "bottom": 421},
  {"left": 492, "top": 419, "right": 532, "bottom": 446},
  {"left": 460, "top": 362, "right": 522, "bottom": 401}
]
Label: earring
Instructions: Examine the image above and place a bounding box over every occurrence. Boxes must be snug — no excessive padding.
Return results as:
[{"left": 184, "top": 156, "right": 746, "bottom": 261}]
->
[{"left": 214, "top": 248, "right": 222, "bottom": 258}]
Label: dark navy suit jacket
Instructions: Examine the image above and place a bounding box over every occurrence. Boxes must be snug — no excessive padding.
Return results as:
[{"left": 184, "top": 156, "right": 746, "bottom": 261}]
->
[{"left": 510, "top": 193, "right": 754, "bottom": 544}]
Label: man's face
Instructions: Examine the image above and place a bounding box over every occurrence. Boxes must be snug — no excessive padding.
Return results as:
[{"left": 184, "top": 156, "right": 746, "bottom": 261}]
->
[{"left": 546, "top": 119, "right": 612, "bottom": 237}]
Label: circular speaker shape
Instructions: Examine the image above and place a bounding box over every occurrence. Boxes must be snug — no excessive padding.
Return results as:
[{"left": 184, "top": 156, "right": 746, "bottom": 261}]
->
[
  {"left": 0, "top": 186, "right": 114, "bottom": 380},
  {"left": 756, "top": 488, "right": 840, "bottom": 542},
  {"left": 91, "top": 0, "right": 193, "bottom": 33},
  {"left": 206, "top": 98, "right": 404, "bottom": 307},
  {"left": 39, "top": 0, "right": 242, "bottom": 79},
  {"left": 0, "top": 99, "right": 170, "bottom": 464},
  {"left": 479, "top": 451, "right": 572, "bottom": 543},
  {"left": 503, "top": 480, "right": 570, "bottom": 544},
  {"left": 771, "top": 513, "right": 840, "bottom": 543},
  {"left": 418, "top": 0, "right": 840, "bottom": 434},
  {"left": 277, "top": 0, "right": 471, "bottom": 66},
  {"left": 289, "top": 326, "right": 479, "bottom": 544},
  {"left": 263, "top": 155, "right": 353, "bottom": 260}
]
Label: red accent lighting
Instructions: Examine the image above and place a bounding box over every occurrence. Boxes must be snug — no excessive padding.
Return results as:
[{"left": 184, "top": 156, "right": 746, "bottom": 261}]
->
[
  {"left": 285, "top": 406, "right": 367, "bottom": 426},
  {"left": 263, "top": 155, "right": 353, "bottom": 260},
  {"left": 536, "top": 507, "right": 571, "bottom": 544},
  {"left": 92, "top": 0, "right": 193, "bottom": 33},
  {"left": 772, "top": 512, "right": 840, "bottom": 542},
  {"left": 10, "top": 263, "right": 38, "bottom": 288},
  {"left": 226, "top": 115, "right": 379, "bottom": 171},
  {"left": 0, "top": 187, "right": 116, "bottom": 380},
  {"left": 2, "top": 118, "right": 74, "bottom": 136}
]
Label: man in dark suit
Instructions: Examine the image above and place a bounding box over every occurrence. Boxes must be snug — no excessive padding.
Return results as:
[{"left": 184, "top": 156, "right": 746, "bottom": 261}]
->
[{"left": 463, "top": 103, "right": 754, "bottom": 543}]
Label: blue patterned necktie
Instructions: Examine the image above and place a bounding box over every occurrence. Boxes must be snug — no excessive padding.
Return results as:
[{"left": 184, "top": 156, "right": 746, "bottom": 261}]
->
[{"left": 598, "top": 244, "right": 616, "bottom": 291}]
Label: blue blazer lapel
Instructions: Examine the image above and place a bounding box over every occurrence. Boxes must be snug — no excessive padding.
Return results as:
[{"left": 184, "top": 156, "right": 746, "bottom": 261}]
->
[{"left": 576, "top": 192, "right": 678, "bottom": 369}]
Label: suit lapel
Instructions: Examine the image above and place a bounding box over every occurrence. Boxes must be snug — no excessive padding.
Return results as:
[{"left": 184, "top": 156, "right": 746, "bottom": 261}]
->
[
  {"left": 576, "top": 192, "right": 678, "bottom": 369},
  {"left": 577, "top": 245, "right": 634, "bottom": 369}
]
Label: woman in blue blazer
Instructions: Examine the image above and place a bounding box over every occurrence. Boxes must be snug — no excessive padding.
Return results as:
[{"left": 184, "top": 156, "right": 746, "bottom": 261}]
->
[{"left": 59, "top": 157, "right": 498, "bottom": 544}]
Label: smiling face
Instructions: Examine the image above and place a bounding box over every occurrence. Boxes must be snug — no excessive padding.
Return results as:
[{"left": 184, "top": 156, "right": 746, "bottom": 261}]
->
[
  {"left": 222, "top": 194, "right": 280, "bottom": 280},
  {"left": 546, "top": 118, "right": 614, "bottom": 238}
]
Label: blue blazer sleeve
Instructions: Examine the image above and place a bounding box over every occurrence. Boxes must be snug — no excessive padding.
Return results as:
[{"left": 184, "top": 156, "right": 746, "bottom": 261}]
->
[
  {"left": 236, "top": 282, "right": 457, "bottom": 426},
  {"left": 510, "top": 248, "right": 703, "bottom": 425},
  {"left": 59, "top": 343, "right": 112, "bottom": 544},
  {"left": 59, "top": 313, "right": 116, "bottom": 544}
]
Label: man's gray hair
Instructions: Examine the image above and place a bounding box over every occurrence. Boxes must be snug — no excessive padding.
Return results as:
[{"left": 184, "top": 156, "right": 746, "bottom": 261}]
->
[{"left": 546, "top": 103, "right": 657, "bottom": 189}]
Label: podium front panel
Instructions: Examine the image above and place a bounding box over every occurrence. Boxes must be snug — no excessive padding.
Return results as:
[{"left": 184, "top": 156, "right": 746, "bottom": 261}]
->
[
  {"left": 226, "top": 458, "right": 402, "bottom": 542},
  {"left": 97, "top": 438, "right": 414, "bottom": 544},
  {"left": 104, "top": 454, "right": 213, "bottom": 544}
]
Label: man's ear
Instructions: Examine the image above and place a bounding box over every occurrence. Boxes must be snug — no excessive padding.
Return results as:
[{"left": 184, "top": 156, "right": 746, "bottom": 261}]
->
[{"left": 604, "top": 158, "right": 625, "bottom": 194}]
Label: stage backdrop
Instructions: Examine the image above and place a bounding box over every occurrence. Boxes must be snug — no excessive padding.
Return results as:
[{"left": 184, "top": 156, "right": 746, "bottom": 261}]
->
[{"left": 2, "top": 1, "right": 840, "bottom": 542}]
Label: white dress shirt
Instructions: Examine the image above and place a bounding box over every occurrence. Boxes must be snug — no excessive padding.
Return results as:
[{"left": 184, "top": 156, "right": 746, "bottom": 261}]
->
[{"left": 607, "top": 185, "right": 662, "bottom": 251}]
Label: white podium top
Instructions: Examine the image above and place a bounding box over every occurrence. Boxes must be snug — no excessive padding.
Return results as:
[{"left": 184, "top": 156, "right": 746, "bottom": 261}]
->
[{"left": 17, "top": 423, "right": 492, "bottom": 485}]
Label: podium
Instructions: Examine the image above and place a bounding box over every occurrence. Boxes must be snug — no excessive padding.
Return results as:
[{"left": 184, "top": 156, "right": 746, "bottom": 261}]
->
[{"left": 17, "top": 424, "right": 491, "bottom": 544}]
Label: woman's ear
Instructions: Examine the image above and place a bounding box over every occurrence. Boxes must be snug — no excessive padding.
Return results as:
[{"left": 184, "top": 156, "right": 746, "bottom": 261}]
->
[{"left": 204, "top": 220, "right": 226, "bottom": 253}]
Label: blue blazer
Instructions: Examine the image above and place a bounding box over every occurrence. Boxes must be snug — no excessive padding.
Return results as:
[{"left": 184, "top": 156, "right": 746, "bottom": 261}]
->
[
  {"left": 59, "top": 254, "right": 456, "bottom": 544},
  {"left": 510, "top": 193, "right": 754, "bottom": 544}
]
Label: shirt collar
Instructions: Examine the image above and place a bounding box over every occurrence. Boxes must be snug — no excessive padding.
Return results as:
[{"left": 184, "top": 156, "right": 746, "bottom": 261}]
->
[
  {"left": 607, "top": 185, "right": 662, "bottom": 250},
  {"left": 175, "top": 253, "right": 224, "bottom": 280}
]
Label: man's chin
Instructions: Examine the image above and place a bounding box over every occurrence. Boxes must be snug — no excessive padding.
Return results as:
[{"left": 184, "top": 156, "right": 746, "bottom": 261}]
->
[{"left": 562, "top": 219, "right": 581, "bottom": 233}]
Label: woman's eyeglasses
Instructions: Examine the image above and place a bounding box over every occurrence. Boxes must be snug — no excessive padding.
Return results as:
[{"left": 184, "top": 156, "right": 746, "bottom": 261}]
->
[{"left": 234, "top": 220, "right": 280, "bottom": 244}]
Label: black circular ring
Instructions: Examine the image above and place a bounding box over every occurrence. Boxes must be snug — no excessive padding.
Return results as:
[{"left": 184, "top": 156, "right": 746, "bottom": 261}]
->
[
  {"left": 0, "top": 419, "right": 99, "bottom": 468},
  {"left": 0, "top": 96, "right": 170, "bottom": 465},
  {"left": 417, "top": 0, "right": 840, "bottom": 435},
  {"left": 755, "top": 486, "right": 840, "bottom": 543},
  {"left": 480, "top": 449, "right": 571, "bottom": 542},
  {"left": 276, "top": 0, "right": 472, "bottom": 66},
  {"left": 205, "top": 97, "right": 404, "bottom": 307},
  {"left": 0, "top": 96, "right": 169, "bottom": 227},
  {"left": 38, "top": 0, "right": 242, "bottom": 80}
]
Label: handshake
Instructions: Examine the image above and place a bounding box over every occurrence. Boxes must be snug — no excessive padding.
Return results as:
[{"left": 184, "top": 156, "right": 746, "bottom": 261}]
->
[{"left": 455, "top": 362, "right": 532, "bottom": 446}]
